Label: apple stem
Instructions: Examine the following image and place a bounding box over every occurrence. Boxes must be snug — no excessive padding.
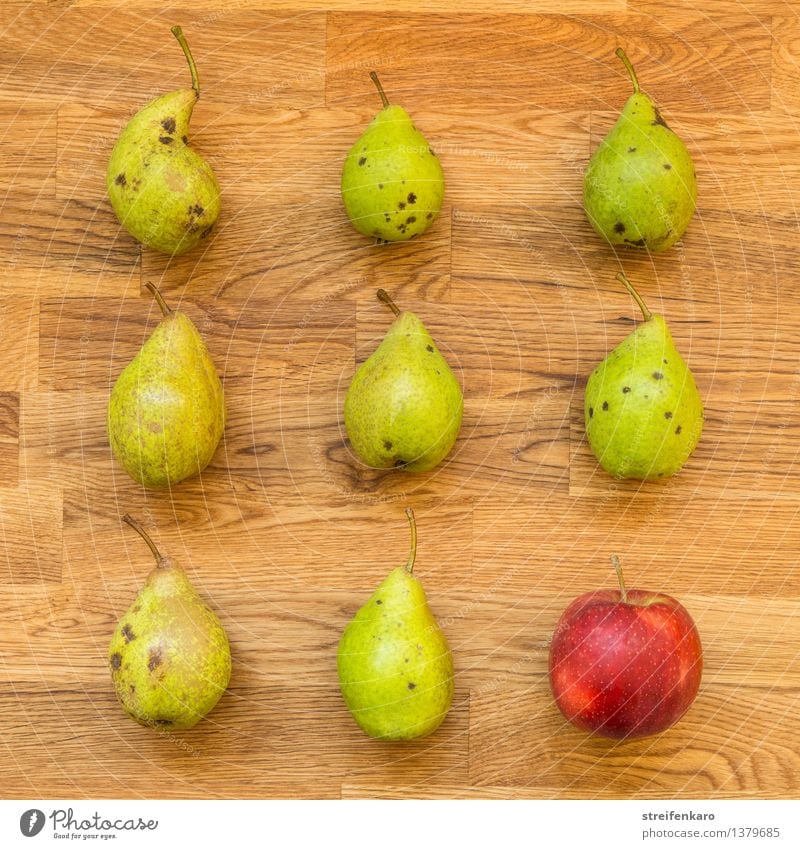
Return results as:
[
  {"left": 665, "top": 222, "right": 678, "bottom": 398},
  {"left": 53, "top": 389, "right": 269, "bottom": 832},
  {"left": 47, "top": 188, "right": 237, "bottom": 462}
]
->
[
  {"left": 377, "top": 288, "right": 401, "bottom": 317},
  {"left": 171, "top": 25, "right": 200, "bottom": 98},
  {"left": 145, "top": 282, "right": 173, "bottom": 318},
  {"left": 617, "top": 272, "right": 651, "bottom": 322},
  {"left": 123, "top": 515, "right": 165, "bottom": 566},
  {"left": 611, "top": 554, "right": 628, "bottom": 603},
  {"left": 615, "top": 47, "right": 639, "bottom": 95},
  {"left": 404, "top": 507, "right": 417, "bottom": 574},
  {"left": 369, "top": 71, "right": 390, "bottom": 109}
]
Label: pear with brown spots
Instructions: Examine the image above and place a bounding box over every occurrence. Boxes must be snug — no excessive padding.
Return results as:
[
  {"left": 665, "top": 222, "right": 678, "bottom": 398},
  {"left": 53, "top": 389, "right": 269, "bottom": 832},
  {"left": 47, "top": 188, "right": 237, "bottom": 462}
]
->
[
  {"left": 584, "top": 48, "right": 697, "bottom": 253},
  {"left": 344, "top": 289, "right": 463, "bottom": 472},
  {"left": 109, "top": 516, "right": 231, "bottom": 731},
  {"left": 107, "top": 26, "right": 220, "bottom": 255},
  {"left": 107, "top": 282, "right": 225, "bottom": 489},
  {"left": 341, "top": 72, "right": 444, "bottom": 242},
  {"left": 585, "top": 273, "right": 703, "bottom": 479}
]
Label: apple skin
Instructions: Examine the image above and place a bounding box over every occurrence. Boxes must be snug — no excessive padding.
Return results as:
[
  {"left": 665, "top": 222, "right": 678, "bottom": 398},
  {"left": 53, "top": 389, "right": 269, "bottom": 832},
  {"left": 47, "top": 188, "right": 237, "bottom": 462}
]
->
[{"left": 549, "top": 588, "right": 702, "bottom": 740}]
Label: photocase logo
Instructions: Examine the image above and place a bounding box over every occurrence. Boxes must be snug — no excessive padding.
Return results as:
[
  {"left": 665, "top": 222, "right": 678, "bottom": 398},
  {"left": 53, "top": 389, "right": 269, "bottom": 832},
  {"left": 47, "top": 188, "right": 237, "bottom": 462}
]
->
[
  {"left": 19, "top": 809, "right": 45, "bottom": 837},
  {"left": 15, "top": 807, "right": 159, "bottom": 839}
]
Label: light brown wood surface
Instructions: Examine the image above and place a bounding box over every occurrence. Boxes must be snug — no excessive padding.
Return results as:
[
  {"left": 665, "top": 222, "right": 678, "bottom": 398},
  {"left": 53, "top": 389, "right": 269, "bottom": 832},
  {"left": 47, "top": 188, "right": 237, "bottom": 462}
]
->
[{"left": 2, "top": 0, "right": 800, "bottom": 800}]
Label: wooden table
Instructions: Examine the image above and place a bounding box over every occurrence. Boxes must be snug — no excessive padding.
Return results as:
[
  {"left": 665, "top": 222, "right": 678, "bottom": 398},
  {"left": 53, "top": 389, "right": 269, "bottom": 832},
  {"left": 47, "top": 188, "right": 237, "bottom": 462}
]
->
[{"left": 2, "top": 0, "right": 799, "bottom": 800}]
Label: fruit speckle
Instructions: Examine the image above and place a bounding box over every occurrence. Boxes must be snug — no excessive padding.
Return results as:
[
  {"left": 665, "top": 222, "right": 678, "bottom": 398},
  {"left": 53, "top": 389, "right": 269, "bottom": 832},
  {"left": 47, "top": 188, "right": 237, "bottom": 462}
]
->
[{"left": 652, "top": 108, "right": 669, "bottom": 128}]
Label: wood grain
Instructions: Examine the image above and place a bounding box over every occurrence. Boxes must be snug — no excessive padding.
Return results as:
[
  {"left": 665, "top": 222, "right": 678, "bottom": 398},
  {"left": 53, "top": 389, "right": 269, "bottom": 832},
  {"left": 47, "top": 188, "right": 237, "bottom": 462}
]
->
[
  {"left": 1, "top": 1, "right": 800, "bottom": 801},
  {"left": 326, "top": 13, "right": 772, "bottom": 113}
]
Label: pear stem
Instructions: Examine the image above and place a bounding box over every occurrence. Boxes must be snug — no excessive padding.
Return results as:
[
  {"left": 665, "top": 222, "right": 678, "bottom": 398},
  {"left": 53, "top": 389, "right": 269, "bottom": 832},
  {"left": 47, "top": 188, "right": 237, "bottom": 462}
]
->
[
  {"left": 376, "top": 288, "right": 401, "bottom": 317},
  {"left": 123, "top": 515, "right": 164, "bottom": 565},
  {"left": 617, "top": 272, "right": 651, "bottom": 322},
  {"left": 145, "top": 282, "right": 173, "bottom": 318},
  {"left": 611, "top": 554, "right": 628, "bottom": 603},
  {"left": 404, "top": 507, "right": 417, "bottom": 574},
  {"left": 369, "top": 71, "right": 390, "bottom": 109},
  {"left": 615, "top": 47, "right": 639, "bottom": 95},
  {"left": 171, "top": 25, "right": 200, "bottom": 97}
]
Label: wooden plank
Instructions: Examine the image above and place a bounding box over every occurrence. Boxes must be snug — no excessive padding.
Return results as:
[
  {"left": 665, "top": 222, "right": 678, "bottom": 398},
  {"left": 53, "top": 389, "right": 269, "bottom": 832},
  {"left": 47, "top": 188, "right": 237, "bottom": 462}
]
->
[
  {"left": 0, "top": 296, "right": 39, "bottom": 392},
  {"left": 327, "top": 13, "right": 772, "bottom": 113},
  {"left": 0, "top": 586, "right": 114, "bottom": 684},
  {"left": 37, "top": 294, "right": 355, "bottom": 389},
  {"left": 0, "top": 392, "right": 20, "bottom": 488},
  {"left": 75, "top": 0, "right": 627, "bottom": 13},
  {"left": 772, "top": 14, "right": 800, "bottom": 113},
  {"left": 0, "top": 482, "right": 63, "bottom": 583},
  {"left": 0, "top": 106, "right": 57, "bottom": 197},
  {"left": 468, "top": 683, "right": 800, "bottom": 796},
  {"left": 0, "top": 7, "right": 327, "bottom": 109},
  {"left": 341, "top": 783, "right": 783, "bottom": 799},
  {"left": 472, "top": 496, "right": 800, "bottom": 600},
  {"left": 0, "top": 194, "right": 141, "bottom": 297},
  {"left": 0, "top": 684, "right": 469, "bottom": 798}
]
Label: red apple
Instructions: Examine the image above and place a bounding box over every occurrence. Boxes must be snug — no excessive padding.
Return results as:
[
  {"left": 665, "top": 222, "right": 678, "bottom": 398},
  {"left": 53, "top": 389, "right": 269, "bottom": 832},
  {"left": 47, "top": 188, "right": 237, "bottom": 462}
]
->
[{"left": 549, "top": 557, "right": 702, "bottom": 740}]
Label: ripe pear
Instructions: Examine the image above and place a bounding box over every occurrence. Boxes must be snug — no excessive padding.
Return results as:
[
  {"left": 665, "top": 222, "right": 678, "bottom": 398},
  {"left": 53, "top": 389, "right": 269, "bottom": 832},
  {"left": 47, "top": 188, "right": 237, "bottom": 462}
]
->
[
  {"left": 107, "top": 282, "right": 225, "bottom": 489},
  {"left": 584, "top": 48, "right": 697, "bottom": 253},
  {"left": 341, "top": 72, "right": 444, "bottom": 241},
  {"left": 109, "top": 515, "right": 231, "bottom": 730},
  {"left": 337, "top": 508, "right": 454, "bottom": 740},
  {"left": 107, "top": 26, "right": 221, "bottom": 255},
  {"left": 344, "top": 289, "right": 463, "bottom": 472},
  {"left": 585, "top": 273, "right": 703, "bottom": 479}
]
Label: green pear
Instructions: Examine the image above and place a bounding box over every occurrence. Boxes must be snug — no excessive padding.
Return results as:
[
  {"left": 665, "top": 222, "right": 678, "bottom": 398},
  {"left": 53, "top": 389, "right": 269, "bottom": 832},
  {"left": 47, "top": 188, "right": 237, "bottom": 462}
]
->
[
  {"left": 109, "top": 515, "right": 231, "bottom": 730},
  {"left": 337, "top": 508, "right": 454, "bottom": 740},
  {"left": 341, "top": 72, "right": 444, "bottom": 241},
  {"left": 585, "top": 273, "right": 703, "bottom": 479},
  {"left": 344, "top": 289, "right": 463, "bottom": 472},
  {"left": 107, "top": 282, "right": 225, "bottom": 489},
  {"left": 107, "top": 26, "right": 220, "bottom": 255},
  {"left": 584, "top": 48, "right": 697, "bottom": 253}
]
